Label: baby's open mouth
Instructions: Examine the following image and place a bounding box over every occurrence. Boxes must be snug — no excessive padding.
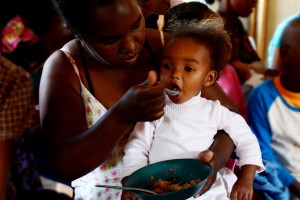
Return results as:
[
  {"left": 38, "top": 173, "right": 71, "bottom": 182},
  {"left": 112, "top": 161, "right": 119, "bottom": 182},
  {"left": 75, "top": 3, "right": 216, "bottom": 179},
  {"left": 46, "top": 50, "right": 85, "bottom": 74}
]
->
[{"left": 165, "top": 84, "right": 181, "bottom": 96}]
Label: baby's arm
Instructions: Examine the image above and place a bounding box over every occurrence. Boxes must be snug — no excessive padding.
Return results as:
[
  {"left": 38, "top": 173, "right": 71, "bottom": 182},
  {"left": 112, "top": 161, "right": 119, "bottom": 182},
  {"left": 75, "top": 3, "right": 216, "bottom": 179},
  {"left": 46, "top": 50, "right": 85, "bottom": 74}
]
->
[
  {"left": 216, "top": 103, "right": 264, "bottom": 200},
  {"left": 216, "top": 102, "right": 264, "bottom": 172},
  {"left": 121, "top": 121, "right": 157, "bottom": 200},
  {"left": 122, "top": 121, "right": 156, "bottom": 178},
  {"left": 230, "top": 164, "right": 259, "bottom": 200}
]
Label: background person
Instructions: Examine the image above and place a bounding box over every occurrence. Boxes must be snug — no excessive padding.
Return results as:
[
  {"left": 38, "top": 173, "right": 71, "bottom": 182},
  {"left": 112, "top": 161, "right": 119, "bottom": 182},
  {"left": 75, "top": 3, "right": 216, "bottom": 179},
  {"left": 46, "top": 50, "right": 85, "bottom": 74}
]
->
[
  {"left": 217, "top": 0, "right": 265, "bottom": 100},
  {"left": 248, "top": 17, "right": 300, "bottom": 199}
]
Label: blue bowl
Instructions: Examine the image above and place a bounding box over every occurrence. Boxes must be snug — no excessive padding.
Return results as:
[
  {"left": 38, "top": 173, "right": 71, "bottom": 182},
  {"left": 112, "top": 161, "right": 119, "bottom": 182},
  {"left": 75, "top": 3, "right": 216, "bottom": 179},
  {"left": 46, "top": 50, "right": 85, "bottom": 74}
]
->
[{"left": 124, "top": 159, "right": 212, "bottom": 200}]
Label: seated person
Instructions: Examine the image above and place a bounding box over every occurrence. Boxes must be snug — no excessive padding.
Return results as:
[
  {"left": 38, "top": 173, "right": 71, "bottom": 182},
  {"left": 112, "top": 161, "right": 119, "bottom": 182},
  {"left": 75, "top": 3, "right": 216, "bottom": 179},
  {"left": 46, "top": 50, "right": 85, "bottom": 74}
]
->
[
  {"left": 248, "top": 17, "right": 300, "bottom": 199},
  {"left": 122, "top": 18, "right": 264, "bottom": 200},
  {"left": 0, "top": 54, "right": 36, "bottom": 200},
  {"left": 217, "top": 0, "right": 265, "bottom": 98}
]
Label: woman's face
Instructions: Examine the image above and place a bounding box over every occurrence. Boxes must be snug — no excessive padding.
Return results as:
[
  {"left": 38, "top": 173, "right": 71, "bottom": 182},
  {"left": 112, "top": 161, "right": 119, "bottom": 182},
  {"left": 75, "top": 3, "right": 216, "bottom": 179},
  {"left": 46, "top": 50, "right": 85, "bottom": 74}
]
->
[
  {"left": 81, "top": 0, "right": 146, "bottom": 67},
  {"left": 230, "top": 0, "right": 257, "bottom": 17},
  {"left": 160, "top": 37, "right": 215, "bottom": 104}
]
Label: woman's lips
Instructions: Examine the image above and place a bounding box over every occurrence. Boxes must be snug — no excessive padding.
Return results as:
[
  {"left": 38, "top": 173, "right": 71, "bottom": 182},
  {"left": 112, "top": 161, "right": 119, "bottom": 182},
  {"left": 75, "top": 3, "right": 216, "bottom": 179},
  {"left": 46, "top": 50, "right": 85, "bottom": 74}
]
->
[{"left": 124, "top": 53, "right": 138, "bottom": 64}]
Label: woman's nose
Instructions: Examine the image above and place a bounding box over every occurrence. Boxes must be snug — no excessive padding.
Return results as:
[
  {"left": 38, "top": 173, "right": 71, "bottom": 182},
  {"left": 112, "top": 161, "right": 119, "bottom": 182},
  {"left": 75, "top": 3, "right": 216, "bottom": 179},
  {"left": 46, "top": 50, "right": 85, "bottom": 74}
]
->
[{"left": 121, "top": 33, "right": 138, "bottom": 55}]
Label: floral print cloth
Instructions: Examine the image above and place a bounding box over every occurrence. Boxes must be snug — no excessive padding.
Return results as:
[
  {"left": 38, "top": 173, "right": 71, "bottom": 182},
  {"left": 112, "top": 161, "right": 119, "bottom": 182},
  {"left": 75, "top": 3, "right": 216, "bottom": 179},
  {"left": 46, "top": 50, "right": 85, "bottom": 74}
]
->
[
  {"left": 61, "top": 50, "right": 126, "bottom": 200},
  {"left": 1, "top": 15, "right": 38, "bottom": 53}
]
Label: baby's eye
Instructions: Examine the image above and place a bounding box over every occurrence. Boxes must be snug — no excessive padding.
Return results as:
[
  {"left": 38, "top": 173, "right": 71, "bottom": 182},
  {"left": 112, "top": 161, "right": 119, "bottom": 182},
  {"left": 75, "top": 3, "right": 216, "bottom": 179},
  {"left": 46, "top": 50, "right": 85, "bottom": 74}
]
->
[
  {"left": 163, "top": 64, "right": 172, "bottom": 69},
  {"left": 184, "top": 66, "right": 195, "bottom": 72}
]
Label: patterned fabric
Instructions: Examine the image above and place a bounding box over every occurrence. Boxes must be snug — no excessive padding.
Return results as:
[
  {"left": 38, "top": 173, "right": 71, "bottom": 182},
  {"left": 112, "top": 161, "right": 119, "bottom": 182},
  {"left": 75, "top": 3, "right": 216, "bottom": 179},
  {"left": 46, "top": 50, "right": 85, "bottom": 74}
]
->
[
  {"left": 11, "top": 129, "right": 43, "bottom": 193},
  {"left": 0, "top": 55, "right": 35, "bottom": 140},
  {"left": 0, "top": 55, "right": 41, "bottom": 199},
  {"left": 1, "top": 15, "right": 39, "bottom": 54},
  {"left": 218, "top": 13, "right": 261, "bottom": 64},
  {"left": 61, "top": 50, "right": 126, "bottom": 200}
]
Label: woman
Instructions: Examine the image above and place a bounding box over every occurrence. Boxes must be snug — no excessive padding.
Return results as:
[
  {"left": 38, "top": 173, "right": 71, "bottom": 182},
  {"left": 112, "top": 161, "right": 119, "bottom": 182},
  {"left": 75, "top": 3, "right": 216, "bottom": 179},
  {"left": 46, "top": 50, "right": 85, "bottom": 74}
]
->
[{"left": 39, "top": 0, "right": 236, "bottom": 199}]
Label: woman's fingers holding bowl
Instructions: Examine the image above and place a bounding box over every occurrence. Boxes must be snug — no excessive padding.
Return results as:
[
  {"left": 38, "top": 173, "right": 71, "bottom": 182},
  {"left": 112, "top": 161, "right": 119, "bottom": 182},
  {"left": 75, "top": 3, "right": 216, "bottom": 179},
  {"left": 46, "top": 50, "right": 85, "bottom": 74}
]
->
[
  {"left": 194, "top": 150, "right": 216, "bottom": 198},
  {"left": 198, "top": 150, "right": 214, "bottom": 164}
]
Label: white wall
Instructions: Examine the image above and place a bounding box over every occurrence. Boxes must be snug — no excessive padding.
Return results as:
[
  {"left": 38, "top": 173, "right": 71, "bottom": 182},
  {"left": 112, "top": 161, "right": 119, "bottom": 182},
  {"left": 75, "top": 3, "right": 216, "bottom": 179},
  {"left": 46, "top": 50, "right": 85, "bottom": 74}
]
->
[{"left": 264, "top": 0, "right": 300, "bottom": 61}]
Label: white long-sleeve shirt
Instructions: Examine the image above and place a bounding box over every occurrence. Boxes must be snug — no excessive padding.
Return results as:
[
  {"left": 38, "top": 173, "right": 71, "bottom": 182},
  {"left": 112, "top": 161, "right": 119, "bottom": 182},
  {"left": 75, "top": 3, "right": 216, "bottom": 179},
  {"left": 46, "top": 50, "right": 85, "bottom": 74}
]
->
[{"left": 123, "top": 94, "right": 264, "bottom": 178}]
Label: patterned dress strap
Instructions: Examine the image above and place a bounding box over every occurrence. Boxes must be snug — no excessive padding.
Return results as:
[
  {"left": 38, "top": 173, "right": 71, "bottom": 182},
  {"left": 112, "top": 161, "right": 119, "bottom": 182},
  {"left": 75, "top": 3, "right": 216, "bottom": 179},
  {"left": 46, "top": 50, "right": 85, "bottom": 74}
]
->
[{"left": 60, "top": 49, "right": 81, "bottom": 80}]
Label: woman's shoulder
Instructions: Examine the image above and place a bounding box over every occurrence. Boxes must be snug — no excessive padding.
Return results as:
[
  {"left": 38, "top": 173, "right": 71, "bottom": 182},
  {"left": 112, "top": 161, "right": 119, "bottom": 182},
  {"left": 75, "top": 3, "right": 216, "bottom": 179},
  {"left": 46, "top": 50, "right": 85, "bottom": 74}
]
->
[
  {"left": 44, "top": 39, "right": 78, "bottom": 69},
  {"left": 41, "top": 39, "right": 80, "bottom": 86}
]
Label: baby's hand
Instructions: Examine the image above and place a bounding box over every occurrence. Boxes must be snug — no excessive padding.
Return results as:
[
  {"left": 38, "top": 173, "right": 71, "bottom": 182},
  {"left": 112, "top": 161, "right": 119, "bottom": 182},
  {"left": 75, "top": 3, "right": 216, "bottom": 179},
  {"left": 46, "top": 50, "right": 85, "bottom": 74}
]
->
[
  {"left": 230, "top": 178, "right": 253, "bottom": 200},
  {"left": 121, "top": 190, "right": 138, "bottom": 200}
]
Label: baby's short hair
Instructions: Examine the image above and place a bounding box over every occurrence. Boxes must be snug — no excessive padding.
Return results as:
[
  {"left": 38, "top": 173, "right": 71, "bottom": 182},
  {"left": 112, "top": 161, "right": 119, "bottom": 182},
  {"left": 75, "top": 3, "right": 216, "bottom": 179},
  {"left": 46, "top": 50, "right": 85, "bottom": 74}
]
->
[
  {"left": 164, "top": 2, "right": 218, "bottom": 33},
  {"left": 168, "top": 18, "right": 232, "bottom": 76}
]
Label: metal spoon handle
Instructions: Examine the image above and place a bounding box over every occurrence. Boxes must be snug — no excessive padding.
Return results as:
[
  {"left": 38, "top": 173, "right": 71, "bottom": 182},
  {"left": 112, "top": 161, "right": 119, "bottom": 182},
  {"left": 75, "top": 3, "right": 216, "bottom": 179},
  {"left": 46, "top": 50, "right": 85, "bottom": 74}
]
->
[{"left": 95, "top": 184, "right": 157, "bottom": 195}]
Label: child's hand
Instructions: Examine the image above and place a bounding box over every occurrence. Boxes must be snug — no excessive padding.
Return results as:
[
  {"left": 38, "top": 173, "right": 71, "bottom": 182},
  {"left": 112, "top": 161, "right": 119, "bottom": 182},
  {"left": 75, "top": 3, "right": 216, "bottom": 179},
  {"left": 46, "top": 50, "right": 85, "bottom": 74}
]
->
[
  {"left": 121, "top": 190, "right": 138, "bottom": 200},
  {"left": 116, "top": 70, "right": 167, "bottom": 123},
  {"left": 230, "top": 178, "right": 253, "bottom": 200}
]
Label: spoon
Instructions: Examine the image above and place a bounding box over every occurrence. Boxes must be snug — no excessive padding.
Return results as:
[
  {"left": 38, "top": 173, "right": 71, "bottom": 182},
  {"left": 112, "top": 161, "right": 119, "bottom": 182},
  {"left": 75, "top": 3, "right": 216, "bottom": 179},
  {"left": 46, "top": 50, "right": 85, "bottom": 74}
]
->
[
  {"left": 165, "top": 88, "right": 181, "bottom": 96},
  {"left": 95, "top": 184, "right": 157, "bottom": 195}
]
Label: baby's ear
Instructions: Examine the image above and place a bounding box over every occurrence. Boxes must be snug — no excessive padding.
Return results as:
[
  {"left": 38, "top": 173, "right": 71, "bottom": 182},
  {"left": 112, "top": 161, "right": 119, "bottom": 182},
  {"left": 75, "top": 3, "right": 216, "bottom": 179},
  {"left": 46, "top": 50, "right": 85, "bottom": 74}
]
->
[{"left": 204, "top": 70, "right": 218, "bottom": 87}]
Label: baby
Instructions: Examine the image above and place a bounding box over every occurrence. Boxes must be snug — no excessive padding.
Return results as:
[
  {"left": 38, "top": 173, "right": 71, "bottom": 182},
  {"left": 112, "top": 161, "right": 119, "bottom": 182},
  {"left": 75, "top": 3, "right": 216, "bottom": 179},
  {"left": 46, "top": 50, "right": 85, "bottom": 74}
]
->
[{"left": 122, "top": 18, "right": 264, "bottom": 200}]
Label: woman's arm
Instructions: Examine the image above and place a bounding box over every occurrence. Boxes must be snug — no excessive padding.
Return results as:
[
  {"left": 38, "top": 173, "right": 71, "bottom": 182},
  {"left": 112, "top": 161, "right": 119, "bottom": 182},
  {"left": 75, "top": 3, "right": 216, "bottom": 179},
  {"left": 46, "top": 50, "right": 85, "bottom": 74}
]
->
[
  {"left": 39, "top": 51, "right": 166, "bottom": 181},
  {"left": 196, "top": 131, "right": 235, "bottom": 197}
]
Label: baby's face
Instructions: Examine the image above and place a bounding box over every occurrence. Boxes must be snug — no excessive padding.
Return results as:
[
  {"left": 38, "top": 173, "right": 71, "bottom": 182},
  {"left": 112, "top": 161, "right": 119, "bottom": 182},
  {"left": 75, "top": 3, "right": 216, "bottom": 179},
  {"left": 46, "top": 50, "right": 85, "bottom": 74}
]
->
[{"left": 160, "top": 36, "right": 215, "bottom": 104}]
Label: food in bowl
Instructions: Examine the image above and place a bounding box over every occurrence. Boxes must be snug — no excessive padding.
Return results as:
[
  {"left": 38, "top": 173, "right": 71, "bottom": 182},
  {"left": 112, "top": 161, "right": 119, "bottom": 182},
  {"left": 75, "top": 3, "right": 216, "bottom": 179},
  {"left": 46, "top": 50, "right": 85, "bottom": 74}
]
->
[
  {"left": 124, "top": 159, "right": 212, "bottom": 200},
  {"left": 151, "top": 178, "right": 202, "bottom": 194}
]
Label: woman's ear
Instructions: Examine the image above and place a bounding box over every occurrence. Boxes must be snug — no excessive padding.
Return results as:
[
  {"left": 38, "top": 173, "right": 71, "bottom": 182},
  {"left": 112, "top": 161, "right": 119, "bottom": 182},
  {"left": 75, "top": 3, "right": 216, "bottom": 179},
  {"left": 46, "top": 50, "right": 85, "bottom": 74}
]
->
[{"left": 204, "top": 70, "right": 218, "bottom": 87}]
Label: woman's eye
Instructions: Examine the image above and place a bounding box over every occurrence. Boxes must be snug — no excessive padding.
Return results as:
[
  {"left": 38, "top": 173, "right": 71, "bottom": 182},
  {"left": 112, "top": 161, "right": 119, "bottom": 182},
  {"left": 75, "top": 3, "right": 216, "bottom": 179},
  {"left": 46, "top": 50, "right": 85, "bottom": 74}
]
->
[
  {"left": 100, "top": 37, "right": 119, "bottom": 45},
  {"left": 163, "top": 64, "right": 172, "bottom": 69},
  {"left": 132, "top": 21, "right": 141, "bottom": 30},
  {"left": 184, "top": 66, "right": 195, "bottom": 72}
]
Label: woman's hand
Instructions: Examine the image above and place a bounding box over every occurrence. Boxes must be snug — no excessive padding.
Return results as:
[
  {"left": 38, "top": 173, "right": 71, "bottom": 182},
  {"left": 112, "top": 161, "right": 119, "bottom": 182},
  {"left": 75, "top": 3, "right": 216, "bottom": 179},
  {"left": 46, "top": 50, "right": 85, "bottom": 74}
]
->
[
  {"left": 194, "top": 131, "right": 234, "bottom": 198},
  {"left": 116, "top": 70, "right": 166, "bottom": 123},
  {"left": 194, "top": 150, "right": 216, "bottom": 198}
]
